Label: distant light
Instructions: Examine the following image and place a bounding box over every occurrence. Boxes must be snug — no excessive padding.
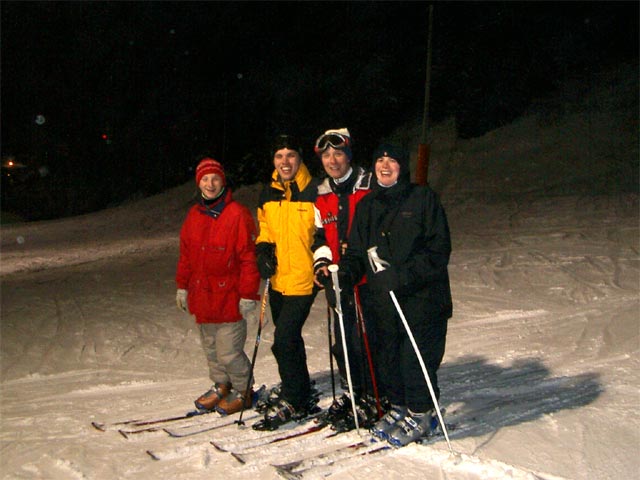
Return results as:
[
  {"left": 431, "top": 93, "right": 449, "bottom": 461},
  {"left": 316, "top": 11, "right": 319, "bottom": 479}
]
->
[
  {"left": 2, "top": 156, "right": 27, "bottom": 169},
  {"left": 101, "top": 133, "right": 108, "bottom": 140},
  {"left": 35, "top": 114, "right": 46, "bottom": 125},
  {"left": 237, "top": 73, "right": 243, "bottom": 80}
]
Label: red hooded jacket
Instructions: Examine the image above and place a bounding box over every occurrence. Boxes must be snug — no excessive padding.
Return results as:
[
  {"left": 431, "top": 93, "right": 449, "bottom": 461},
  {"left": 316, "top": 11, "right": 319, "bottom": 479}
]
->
[{"left": 176, "top": 189, "right": 260, "bottom": 323}]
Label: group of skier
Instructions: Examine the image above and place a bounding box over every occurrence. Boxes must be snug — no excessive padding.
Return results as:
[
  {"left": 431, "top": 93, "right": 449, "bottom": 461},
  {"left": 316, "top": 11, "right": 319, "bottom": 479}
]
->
[{"left": 174, "top": 128, "right": 453, "bottom": 447}]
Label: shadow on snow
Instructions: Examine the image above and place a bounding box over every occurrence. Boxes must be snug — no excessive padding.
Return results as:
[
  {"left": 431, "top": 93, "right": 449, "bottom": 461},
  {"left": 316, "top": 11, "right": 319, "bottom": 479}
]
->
[{"left": 311, "top": 355, "right": 602, "bottom": 442}]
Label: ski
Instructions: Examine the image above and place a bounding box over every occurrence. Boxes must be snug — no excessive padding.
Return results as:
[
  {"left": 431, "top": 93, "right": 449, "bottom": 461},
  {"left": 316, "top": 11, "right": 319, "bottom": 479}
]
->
[
  {"left": 91, "top": 408, "right": 213, "bottom": 432},
  {"left": 210, "top": 417, "right": 329, "bottom": 460},
  {"left": 163, "top": 411, "right": 261, "bottom": 438},
  {"left": 118, "top": 425, "right": 165, "bottom": 439},
  {"left": 145, "top": 414, "right": 264, "bottom": 462},
  {"left": 92, "top": 385, "right": 268, "bottom": 434},
  {"left": 272, "top": 415, "right": 459, "bottom": 477},
  {"left": 273, "top": 438, "right": 389, "bottom": 479}
]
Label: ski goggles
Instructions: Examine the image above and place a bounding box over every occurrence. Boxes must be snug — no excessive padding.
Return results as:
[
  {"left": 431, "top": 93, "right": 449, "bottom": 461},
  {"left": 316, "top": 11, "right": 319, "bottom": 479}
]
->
[{"left": 314, "top": 133, "right": 351, "bottom": 155}]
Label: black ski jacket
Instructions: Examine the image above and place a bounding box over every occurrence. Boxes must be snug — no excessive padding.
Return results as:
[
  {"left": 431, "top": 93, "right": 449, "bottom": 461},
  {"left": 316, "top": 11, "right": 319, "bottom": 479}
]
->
[{"left": 340, "top": 181, "right": 453, "bottom": 319}]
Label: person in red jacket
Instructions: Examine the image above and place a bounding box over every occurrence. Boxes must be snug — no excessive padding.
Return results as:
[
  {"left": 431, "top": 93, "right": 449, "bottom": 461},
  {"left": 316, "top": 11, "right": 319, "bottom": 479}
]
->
[
  {"left": 175, "top": 157, "right": 261, "bottom": 415},
  {"left": 311, "top": 128, "right": 382, "bottom": 431}
]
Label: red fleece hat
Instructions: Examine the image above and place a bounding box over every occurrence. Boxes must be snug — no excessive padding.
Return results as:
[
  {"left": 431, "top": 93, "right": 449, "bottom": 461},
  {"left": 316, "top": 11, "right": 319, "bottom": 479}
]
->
[{"left": 195, "top": 158, "right": 226, "bottom": 186}]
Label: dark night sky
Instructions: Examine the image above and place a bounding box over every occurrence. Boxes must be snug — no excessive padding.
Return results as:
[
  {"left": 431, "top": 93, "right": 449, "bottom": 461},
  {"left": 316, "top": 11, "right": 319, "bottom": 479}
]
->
[{"left": 1, "top": 1, "right": 637, "bottom": 220}]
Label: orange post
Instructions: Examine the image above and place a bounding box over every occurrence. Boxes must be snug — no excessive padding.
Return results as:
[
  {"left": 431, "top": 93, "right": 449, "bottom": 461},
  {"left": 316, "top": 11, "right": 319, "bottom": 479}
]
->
[{"left": 417, "top": 143, "right": 430, "bottom": 185}]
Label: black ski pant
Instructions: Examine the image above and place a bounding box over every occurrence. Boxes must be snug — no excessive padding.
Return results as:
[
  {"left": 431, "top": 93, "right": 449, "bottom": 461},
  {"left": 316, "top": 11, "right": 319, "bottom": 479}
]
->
[
  {"left": 373, "top": 295, "right": 448, "bottom": 413},
  {"left": 269, "top": 288, "right": 317, "bottom": 410}
]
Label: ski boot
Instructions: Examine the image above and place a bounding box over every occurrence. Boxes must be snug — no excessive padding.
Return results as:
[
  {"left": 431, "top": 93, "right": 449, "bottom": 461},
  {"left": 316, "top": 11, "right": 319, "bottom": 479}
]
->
[
  {"left": 386, "top": 409, "right": 438, "bottom": 447},
  {"left": 194, "top": 382, "right": 231, "bottom": 411},
  {"left": 370, "top": 404, "right": 408, "bottom": 440}
]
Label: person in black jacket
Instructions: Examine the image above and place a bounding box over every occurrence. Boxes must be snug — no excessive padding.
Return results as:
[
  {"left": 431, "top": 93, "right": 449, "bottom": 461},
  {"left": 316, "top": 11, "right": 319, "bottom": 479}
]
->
[{"left": 334, "top": 143, "right": 453, "bottom": 447}]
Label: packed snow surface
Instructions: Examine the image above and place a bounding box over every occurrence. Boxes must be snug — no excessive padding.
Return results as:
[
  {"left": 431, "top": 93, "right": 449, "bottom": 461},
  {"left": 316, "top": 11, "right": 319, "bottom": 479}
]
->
[{"left": 1, "top": 64, "right": 638, "bottom": 479}]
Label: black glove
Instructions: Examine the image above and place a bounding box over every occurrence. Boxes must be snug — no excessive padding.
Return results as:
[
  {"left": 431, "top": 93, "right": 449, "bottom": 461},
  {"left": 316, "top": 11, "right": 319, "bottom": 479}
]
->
[
  {"left": 256, "top": 242, "right": 277, "bottom": 280},
  {"left": 313, "top": 258, "right": 331, "bottom": 288},
  {"left": 368, "top": 265, "right": 402, "bottom": 293}
]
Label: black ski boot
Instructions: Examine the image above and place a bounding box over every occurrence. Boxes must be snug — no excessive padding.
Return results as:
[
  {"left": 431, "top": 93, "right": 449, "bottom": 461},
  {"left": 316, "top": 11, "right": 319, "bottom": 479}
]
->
[
  {"left": 331, "top": 394, "right": 384, "bottom": 432},
  {"left": 252, "top": 395, "right": 321, "bottom": 431}
]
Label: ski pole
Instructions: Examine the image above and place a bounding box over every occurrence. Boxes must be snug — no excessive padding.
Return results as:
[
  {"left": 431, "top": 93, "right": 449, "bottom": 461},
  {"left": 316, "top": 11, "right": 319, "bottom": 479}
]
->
[
  {"left": 354, "top": 286, "right": 383, "bottom": 418},
  {"left": 327, "top": 305, "right": 336, "bottom": 402},
  {"left": 367, "top": 247, "right": 452, "bottom": 453},
  {"left": 236, "top": 278, "right": 270, "bottom": 426},
  {"left": 328, "top": 264, "right": 360, "bottom": 434}
]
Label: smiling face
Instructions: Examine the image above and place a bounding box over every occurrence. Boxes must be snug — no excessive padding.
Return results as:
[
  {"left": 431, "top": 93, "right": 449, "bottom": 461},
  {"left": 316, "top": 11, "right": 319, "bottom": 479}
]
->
[
  {"left": 320, "top": 147, "right": 350, "bottom": 180},
  {"left": 374, "top": 155, "right": 401, "bottom": 186},
  {"left": 198, "top": 173, "right": 225, "bottom": 199},
  {"left": 273, "top": 148, "right": 301, "bottom": 182}
]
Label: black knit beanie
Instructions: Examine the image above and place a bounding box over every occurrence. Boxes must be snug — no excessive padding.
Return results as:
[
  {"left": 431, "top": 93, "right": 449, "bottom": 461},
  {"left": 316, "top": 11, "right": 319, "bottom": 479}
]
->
[{"left": 372, "top": 144, "right": 410, "bottom": 183}]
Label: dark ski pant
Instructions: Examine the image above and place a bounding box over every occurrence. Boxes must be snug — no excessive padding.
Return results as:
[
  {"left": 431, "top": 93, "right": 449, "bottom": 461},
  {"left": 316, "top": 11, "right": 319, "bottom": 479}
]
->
[
  {"left": 269, "top": 288, "right": 317, "bottom": 410},
  {"left": 374, "top": 295, "right": 448, "bottom": 413},
  {"left": 331, "top": 283, "right": 379, "bottom": 398}
]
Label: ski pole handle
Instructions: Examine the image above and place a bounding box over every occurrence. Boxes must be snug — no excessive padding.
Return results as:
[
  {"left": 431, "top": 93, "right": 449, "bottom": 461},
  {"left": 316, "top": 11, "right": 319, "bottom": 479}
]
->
[
  {"left": 328, "top": 264, "right": 342, "bottom": 315},
  {"left": 367, "top": 246, "right": 390, "bottom": 273}
]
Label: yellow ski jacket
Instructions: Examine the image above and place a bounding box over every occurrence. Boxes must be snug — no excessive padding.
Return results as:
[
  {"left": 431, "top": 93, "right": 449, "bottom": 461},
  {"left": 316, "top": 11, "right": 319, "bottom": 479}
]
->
[{"left": 256, "top": 163, "right": 320, "bottom": 295}]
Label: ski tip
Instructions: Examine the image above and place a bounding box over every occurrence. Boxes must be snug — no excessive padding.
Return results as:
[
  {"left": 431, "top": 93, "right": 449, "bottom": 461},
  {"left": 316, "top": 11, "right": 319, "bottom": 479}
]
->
[
  {"left": 272, "top": 460, "right": 302, "bottom": 471},
  {"left": 146, "top": 450, "right": 160, "bottom": 461},
  {"left": 231, "top": 452, "right": 246, "bottom": 464},
  {"left": 91, "top": 421, "right": 106, "bottom": 432},
  {"left": 274, "top": 466, "right": 302, "bottom": 479},
  {"left": 209, "top": 441, "right": 227, "bottom": 453},
  {"left": 118, "top": 429, "right": 129, "bottom": 440}
]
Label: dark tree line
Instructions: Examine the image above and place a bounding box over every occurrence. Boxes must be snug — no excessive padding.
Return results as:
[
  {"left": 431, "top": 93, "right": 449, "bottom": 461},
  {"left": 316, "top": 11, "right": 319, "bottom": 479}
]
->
[{"left": 2, "top": 2, "right": 636, "bottom": 221}]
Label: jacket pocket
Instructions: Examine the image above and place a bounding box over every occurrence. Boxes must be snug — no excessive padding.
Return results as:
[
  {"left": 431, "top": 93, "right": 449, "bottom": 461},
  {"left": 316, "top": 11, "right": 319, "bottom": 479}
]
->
[{"left": 207, "top": 275, "right": 240, "bottom": 320}]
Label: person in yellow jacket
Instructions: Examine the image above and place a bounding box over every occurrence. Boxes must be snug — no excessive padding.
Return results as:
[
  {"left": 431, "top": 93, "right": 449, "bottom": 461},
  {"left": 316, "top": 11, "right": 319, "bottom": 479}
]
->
[{"left": 253, "top": 134, "right": 321, "bottom": 431}]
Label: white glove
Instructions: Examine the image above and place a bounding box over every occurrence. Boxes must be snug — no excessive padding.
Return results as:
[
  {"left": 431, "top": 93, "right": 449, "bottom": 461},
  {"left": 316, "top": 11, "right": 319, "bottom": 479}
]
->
[
  {"left": 239, "top": 298, "right": 258, "bottom": 321},
  {"left": 176, "top": 289, "right": 188, "bottom": 312}
]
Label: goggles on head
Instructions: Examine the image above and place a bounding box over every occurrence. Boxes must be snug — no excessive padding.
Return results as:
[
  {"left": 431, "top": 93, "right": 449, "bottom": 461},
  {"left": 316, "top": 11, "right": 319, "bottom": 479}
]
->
[{"left": 314, "top": 133, "right": 351, "bottom": 155}]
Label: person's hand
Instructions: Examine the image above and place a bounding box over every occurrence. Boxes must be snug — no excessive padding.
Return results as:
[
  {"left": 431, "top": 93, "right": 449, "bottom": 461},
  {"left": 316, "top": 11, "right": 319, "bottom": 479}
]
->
[
  {"left": 176, "top": 289, "right": 188, "bottom": 312},
  {"left": 368, "top": 265, "right": 401, "bottom": 293},
  {"left": 256, "top": 242, "right": 277, "bottom": 280},
  {"left": 239, "top": 298, "right": 258, "bottom": 321},
  {"left": 313, "top": 258, "right": 331, "bottom": 288}
]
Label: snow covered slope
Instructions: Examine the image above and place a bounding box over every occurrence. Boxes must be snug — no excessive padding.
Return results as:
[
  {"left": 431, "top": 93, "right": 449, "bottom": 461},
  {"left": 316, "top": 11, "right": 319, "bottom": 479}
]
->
[{"left": 1, "top": 63, "right": 637, "bottom": 479}]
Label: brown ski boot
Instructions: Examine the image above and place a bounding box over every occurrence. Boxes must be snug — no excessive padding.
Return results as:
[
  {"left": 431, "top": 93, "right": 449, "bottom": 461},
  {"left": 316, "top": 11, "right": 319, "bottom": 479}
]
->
[
  {"left": 194, "top": 382, "right": 231, "bottom": 411},
  {"left": 216, "top": 388, "right": 254, "bottom": 415}
]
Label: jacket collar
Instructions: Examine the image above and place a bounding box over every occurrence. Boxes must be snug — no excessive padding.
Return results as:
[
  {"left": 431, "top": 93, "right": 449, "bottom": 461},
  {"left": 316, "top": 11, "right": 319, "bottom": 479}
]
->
[
  {"left": 271, "top": 162, "right": 313, "bottom": 198},
  {"left": 198, "top": 188, "right": 233, "bottom": 218},
  {"left": 318, "top": 166, "right": 372, "bottom": 196}
]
